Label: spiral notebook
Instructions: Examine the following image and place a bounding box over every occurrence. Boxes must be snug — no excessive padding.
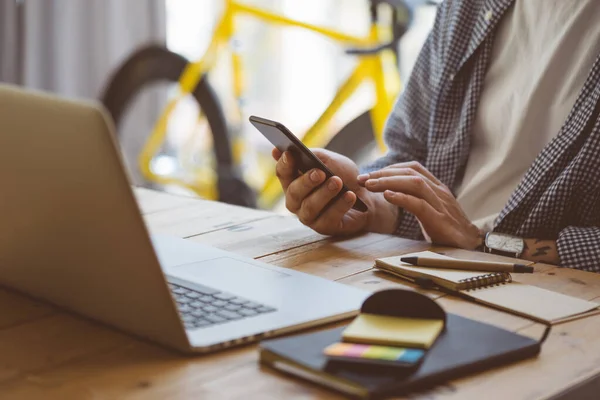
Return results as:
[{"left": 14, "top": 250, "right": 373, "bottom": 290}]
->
[{"left": 375, "top": 251, "right": 600, "bottom": 324}]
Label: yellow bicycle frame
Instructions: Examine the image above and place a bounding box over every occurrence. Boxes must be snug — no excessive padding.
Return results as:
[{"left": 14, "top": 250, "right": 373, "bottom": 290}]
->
[{"left": 139, "top": 0, "right": 401, "bottom": 208}]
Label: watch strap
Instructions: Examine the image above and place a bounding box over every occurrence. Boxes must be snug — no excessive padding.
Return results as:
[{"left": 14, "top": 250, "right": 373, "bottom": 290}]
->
[{"left": 484, "top": 245, "right": 518, "bottom": 258}]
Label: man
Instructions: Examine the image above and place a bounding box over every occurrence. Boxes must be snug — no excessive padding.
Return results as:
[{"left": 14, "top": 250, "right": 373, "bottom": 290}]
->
[{"left": 272, "top": 0, "right": 600, "bottom": 271}]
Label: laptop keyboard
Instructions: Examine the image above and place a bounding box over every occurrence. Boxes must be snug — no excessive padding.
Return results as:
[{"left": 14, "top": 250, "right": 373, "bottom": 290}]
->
[{"left": 168, "top": 282, "right": 277, "bottom": 330}]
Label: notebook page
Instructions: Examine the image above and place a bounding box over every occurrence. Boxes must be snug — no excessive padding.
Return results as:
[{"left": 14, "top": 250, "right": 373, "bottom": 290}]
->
[
  {"left": 466, "top": 282, "right": 600, "bottom": 323},
  {"left": 377, "top": 251, "right": 492, "bottom": 285}
]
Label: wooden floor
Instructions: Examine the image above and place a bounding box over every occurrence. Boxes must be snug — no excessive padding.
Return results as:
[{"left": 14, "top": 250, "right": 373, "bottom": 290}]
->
[{"left": 1, "top": 187, "right": 600, "bottom": 399}]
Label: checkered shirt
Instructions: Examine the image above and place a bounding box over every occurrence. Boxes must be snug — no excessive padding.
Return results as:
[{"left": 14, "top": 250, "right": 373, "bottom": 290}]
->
[{"left": 363, "top": 0, "right": 600, "bottom": 271}]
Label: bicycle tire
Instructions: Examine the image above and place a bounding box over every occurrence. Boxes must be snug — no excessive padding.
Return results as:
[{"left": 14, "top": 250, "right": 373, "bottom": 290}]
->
[
  {"left": 324, "top": 111, "right": 378, "bottom": 163},
  {"left": 100, "top": 44, "right": 256, "bottom": 208}
]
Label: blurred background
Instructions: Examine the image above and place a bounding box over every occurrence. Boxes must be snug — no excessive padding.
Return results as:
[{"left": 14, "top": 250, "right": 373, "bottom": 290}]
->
[{"left": 0, "top": 0, "right": 435, "bottom": 211}]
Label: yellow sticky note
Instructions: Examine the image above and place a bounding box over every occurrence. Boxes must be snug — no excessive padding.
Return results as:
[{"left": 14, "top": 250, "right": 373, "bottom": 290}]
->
[
  {"left": 342, "top": 314, "right": 443, "bottom": 349},
  {"left": 362, "top": 345, "right": 403, "bottom": 360}
]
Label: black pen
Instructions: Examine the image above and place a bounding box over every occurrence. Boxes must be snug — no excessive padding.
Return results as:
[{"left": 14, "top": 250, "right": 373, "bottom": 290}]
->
[{"left": 400, "top": 256, "right": 534, "bottom": 274}]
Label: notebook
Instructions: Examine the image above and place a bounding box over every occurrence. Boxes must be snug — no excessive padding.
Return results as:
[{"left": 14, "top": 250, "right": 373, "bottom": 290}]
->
[
  {"left": 375, "top": 251, "right": 600, "bottom": 324},
  {"left": 260, "top": 314, "right": 543, "bottom": 399},
  {"left": 341, "top": 314, "right": 444, "bottom": 349}
]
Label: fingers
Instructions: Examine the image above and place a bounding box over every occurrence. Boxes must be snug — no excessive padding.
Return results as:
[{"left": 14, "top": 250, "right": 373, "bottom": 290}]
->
[
  {"left": 364, "top": 175, "right": 444, "bottom": 211},
  {"left": 386, "top": 161, "right": 442, "bottom": 186},
  {"left": 383, "top": 190, "right": 442, "bottom": 226},
  {"left": 275, "top": 151, "right": 298, "bottom": 191},
  {"left": 359, "top": 167, "right": 436, "bottom": 188},
  {"left": 286, "top": 172, "right": 363, "bottom": 235},
  {"left": 295, "top": 176, "right": 343, "bottom": 224},
  {"left": 383, "top": 190, "right": 478, "bottom": 248},
  {"left": 274, "top": 147, "right": 365, "bottom": 236},
  {"left": 310, "top": 191, "right": 360, "bottom": 235},
  {"left": 358, "top": 161, "right": 442, "bottom": 186},
  {"left": 272, "top": 147, "right": 282, "bottom": 161},
  {"left": 285, "top": 168, "right": 327, "bottom": 213}
]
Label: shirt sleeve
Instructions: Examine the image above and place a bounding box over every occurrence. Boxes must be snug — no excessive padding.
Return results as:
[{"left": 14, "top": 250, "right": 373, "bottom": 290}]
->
[
  {"left": 360, "top": 2, "right": 451, "bottom": 237},
  {"left": 556, "top": 226, "right": 600, "bottom": 272},
  {"left": 360, "top": 1, "right": 450, "bottom": 174}
]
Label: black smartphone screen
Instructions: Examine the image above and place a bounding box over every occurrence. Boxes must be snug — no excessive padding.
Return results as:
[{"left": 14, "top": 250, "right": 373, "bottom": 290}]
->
[{"left": 249, "top": 115, "right": 368, "bottom": 213}]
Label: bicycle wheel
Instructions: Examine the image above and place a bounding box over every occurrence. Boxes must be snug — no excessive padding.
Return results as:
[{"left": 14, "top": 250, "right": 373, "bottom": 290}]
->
[
  {"left": 325, "top": 111, "right": 379, "bottom": 164},
  {"left": 100, "top": 44, "right": 256, "bottom": 208}
]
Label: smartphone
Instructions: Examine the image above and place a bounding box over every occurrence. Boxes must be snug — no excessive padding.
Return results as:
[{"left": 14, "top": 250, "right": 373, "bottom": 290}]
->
[{"left": 249, "top": 115, "right": 368, "bottom": 213}]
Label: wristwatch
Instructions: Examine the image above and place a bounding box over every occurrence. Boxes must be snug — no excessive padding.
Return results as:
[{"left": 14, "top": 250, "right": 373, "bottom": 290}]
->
[{"left": 482, "top": 232, "right": 525, "bottom": 258}]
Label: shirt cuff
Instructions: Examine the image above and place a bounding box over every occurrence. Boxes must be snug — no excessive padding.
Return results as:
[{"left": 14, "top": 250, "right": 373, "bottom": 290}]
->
[
  {"left": 557, "top": 226, "right": 600, "bottom": 271},
  {"left": 393, "top": 210, "right": 424, "bottom": 240}
]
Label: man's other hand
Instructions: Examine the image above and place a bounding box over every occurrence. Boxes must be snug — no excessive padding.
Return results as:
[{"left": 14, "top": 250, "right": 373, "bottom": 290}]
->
[{"left": 359, "top": 161, "right": 482, "bottom": 249}]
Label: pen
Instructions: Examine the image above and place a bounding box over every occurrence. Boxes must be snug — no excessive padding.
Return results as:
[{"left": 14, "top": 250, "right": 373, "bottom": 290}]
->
[{"left": 400, "top": 256, "right": 534, "bottom": 274}]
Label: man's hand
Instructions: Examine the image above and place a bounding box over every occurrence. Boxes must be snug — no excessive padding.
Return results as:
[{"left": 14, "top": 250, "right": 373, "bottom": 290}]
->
[
  {"left": 272, "top": 148, "right": 397, "bottom": 236},
  {"left": 359, "top": 161, "right": 482, "bottom": 249}
]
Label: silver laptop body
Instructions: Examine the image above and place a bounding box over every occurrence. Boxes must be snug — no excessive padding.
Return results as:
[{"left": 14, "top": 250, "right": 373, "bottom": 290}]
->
[{"left": 0, "top": 85, "right": 368, "bottom": 353}]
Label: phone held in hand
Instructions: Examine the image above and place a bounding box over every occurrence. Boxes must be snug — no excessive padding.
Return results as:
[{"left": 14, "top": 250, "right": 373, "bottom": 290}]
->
[{"left": 249, "top": 115, "right": 368, "bottom": 212}]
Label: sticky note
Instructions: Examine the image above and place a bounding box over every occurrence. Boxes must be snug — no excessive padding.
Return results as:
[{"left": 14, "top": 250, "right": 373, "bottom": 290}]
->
[
  {"left": 324, "top": 342, "right": 354, "bottom": 356},
  {"left": 324, "top": 342, "right": 425, "bottom": 365},
  {"left": 362, "top": 345, "right": 402, "bottom": 360},
  {"left": 399, "top": 348, "right": 425, "bottom": 363},
  {"left": 342, "top": 313, "right": 443, "bottom": 349},
  {"left": 345, "top": 344, "right": 369, "bottom": 357}
]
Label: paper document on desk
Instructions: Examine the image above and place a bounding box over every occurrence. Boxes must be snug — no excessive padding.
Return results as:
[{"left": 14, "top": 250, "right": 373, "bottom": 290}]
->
[{"left": 376, "top": 251, "right": 600, "bottom": 324}]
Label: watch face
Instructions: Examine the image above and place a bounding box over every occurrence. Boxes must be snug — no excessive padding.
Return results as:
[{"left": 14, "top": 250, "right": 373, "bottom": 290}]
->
[{"left": 486, "top": 233, "right": 525, "bottom": 254}]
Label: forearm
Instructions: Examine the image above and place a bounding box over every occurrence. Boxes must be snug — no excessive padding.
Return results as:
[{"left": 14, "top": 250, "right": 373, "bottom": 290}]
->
[
  {"left": 522, "top": 226, "right": 600, "bottom": 270},
  {"left": 521, "top": 239, "right": 560, "bottom": 265}
]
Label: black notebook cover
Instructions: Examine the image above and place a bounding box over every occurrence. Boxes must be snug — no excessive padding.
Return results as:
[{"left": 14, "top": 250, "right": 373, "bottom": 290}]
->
[{"left": 260, "top": 313, "right": 541, "bottom": 399}]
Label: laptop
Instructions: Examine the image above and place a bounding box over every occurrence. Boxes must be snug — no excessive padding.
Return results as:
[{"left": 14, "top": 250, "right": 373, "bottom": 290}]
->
[{"left": 0, "top": 84, "right": 368, "bottom": 353}]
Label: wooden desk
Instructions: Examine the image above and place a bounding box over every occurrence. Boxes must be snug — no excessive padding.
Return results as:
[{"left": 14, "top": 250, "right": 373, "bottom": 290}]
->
[{"left": 1, "top": 188, "right": 600, "bottom": 399}]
